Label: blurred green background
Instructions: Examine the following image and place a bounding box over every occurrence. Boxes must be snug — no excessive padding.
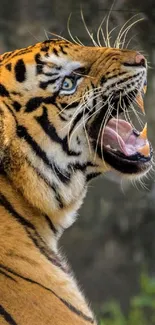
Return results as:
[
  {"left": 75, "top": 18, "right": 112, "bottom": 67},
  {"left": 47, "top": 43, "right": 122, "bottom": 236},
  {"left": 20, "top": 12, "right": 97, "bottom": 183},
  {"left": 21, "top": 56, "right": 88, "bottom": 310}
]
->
[{"left": 1, "top": 0, "right": 155, "bottom": 322}]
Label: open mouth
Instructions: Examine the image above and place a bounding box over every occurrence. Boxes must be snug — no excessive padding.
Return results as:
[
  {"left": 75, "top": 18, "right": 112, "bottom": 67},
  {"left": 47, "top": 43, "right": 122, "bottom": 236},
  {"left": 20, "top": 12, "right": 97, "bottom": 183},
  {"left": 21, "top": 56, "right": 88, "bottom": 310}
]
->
[{"left": 90, "top": 84, "right": 153, "bottom": 174}]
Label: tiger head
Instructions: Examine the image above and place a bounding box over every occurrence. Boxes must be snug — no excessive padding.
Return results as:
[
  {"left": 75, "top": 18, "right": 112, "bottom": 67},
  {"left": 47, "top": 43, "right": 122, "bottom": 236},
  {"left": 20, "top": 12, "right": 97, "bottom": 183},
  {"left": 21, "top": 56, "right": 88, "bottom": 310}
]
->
[{"left": 0, "top": 40, "right": 153, "bottom": 228}]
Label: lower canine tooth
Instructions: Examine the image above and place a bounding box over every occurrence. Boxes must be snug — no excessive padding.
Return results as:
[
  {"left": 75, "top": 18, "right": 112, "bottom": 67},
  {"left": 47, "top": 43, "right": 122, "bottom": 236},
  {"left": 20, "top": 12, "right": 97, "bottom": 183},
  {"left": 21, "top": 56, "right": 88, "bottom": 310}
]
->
[
  {"left": 137, "top": 143, "right": 150, "bottom": 157},
  {"left": 137, "top": 124, "right": 150, "bottom": 157}
]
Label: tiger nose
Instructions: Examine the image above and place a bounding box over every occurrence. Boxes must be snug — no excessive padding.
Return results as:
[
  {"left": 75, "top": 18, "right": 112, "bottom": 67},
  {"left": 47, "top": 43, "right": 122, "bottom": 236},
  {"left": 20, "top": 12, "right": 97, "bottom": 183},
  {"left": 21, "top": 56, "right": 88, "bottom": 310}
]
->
[{"left": 135, "top": 53, "right": 146, "bottom": 67}]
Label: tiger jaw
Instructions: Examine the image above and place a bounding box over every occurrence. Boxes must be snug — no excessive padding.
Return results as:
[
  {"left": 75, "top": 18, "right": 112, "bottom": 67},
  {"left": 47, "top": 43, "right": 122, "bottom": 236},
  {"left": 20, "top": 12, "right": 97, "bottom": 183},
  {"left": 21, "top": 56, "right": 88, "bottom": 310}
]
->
[
  {"left": 90, "top": 90, "right": 152, "bottom": 174},
  {"left": 88, "top": 83, "right": 153, "bottom": 176}
]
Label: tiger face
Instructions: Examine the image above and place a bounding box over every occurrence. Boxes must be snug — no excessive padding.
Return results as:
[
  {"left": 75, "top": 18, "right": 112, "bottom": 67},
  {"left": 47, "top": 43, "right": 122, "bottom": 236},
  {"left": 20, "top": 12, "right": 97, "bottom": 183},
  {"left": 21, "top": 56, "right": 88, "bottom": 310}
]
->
[{"left": 0, "top": 40, "right": 152, "bottom": 225}]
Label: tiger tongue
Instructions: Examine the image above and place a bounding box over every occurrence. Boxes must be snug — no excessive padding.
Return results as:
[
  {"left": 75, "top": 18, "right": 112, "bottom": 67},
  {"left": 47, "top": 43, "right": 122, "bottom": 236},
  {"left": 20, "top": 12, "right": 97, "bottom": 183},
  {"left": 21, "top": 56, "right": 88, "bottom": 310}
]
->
[{"left": 103, "top": 118, "right": 150, "bottom": 157}]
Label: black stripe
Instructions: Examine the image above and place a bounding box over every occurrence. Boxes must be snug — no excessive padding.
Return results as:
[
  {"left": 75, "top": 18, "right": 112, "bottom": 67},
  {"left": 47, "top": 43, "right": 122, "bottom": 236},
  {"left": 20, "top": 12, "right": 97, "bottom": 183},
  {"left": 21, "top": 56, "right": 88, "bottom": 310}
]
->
[
  {"left": 100, "top": 76, "right": 106, "bottom": 84},
  {"left": 25, "top": 157, "right": 64, "bottom": 209},
  {"left": 9, "top": 48, "right": 32, "bottom": 60},
  {"left": 3, "top": 102, "right": 17, "bottom": 120},
  {"left": 0, "top": 269, "right": 16, "bottom": 282},
  {"left": 2, "top": 52, "right": 13, "bottom": 60},
  {"left": 55, "top": 66, "right": 62, "bottom": 71},
  {"left": 35, "top": 53, "right": 43, "bottom": 74},
  {"left": 0, "top": 193, "right": 36, "bottom": 231},
  {"left": 44, "top": 72, "right": 59, "bottom": 77},
  {"left": 14, "top": 59, "right": 26, "bottom": 83},
  {"left": 16, "top": 124, "right": 70, "bottom": 184},
  {"left": 26, "top": 229, "right": 67, "bottom": 271},
  {"left": 25, "top": 95, "right": 57, "bottom": 113},
  {"left": 50, "top": 183, "right": 64, "bottom": 209},
  {"left": 12, "top": 101, "right": 22, "bottom": 112},
  {"left": 0, "top": 84, "right": 10, "bottom": 97},
  {"left": 53, "top": 48, "right": 59, "bottom": 56},
  {"left": 39, "top": 77, "right": 60, "bottom": 90},
  {"left": 1, "top": 49, "right": 32, "bottom": 66},
  {"left": 42, "top": 39, "right": 66, "bottom": 45},
  {"left": 76, "top": 137, "right": 81, "bottom": 145},
  {"left": 105, "top": 72, "right": 139, "bottom": 92},
  {"left": 0, "top": 264, "right": 94, "bottom": 324},
  {"left": 25, "top": 96, "right": 45, "bottom": 112},
  {"left": 86, "top": 172, "right": 101, "bottom": 182},
  {"left": 68, "top": 111, "right": 84, "bottom": 136},
  {"left": 0, "top": 305, "right": 18, "bottom": 325},
  {"left": 60, "top": 101, "right": 79, "bottom": 110},
  {"left": 0, "top": 194, "right": 67, "bottom": 272},
  {"left": 59, "top": 45, "right": 67, "bottom": 55},
  {"left": 5, "top": 63, "right": 12, "bottom": 71},
  {"left": 58, "top": 113, "right": 68, "bottom": 121},
  {"left": 41, "top": 45, "right": 49, "bottom": 52},
  {"left": 44, "top": 214, "right": 58, "bottom": 234},
  {"left": 11, "top": 91, "right": 23, "bottom": 97},
  {"left": 36, "top": 106, "right": 81, "bottom": 157}
]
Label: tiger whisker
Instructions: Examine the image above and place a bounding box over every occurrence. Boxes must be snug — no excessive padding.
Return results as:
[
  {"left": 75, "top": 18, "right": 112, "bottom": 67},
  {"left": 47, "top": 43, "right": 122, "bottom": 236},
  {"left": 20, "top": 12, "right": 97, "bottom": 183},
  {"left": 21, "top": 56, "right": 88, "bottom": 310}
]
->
[
  {"left": 115, "top": 98, "right": 125, "bottom": 153},
  {"left": 82, "top": 105, "right": 92, "bottom": 156},
  {"left": 125, "top": 90, "right": 144, "bottom": 127},
  {"left": 44, "top": 29, "right": 50, "bottom": 40},
  {"left": 45, "top": 31, "right": 72, "bottom": 44},
  {"left": 64, "top": 88, "right": 105, "bottom": 134},
  {"left": 80, "top": 10, "right": 98, "bottom": 47},
  {"left": 67, "top": 13, "right": 84, "bottom": 46},
  {"left": 120, "top": 18, "right": 144, "bottom": 49},
  {"left": 67, "top": 93, "right": 107, "bottom": 147},
  {"left": 58, "top": 86, "right": 102, "bottom": 118},
  {"left": 114, "top": 14, "right": 142, "bottom": 49},
  {"left": 93, "top": 97, "right": 113, "bottom": 159},
  {"left": 105, "top": 0, "right": 116, "bottom": 48},
  {"left": 98, "top": 98, "right": 114, "bottom": 165},
  {"left": 125, "top": 33, "right": 138, "bottom": 49},
  {"left": 75, "top": 36, "right": 84, "bottom": 46},
  {"left": 97, "top": 16, "right": 106, "bottom": 47},
  {"left": 93, "top": 95, "right": 114, "bottom": 162}
]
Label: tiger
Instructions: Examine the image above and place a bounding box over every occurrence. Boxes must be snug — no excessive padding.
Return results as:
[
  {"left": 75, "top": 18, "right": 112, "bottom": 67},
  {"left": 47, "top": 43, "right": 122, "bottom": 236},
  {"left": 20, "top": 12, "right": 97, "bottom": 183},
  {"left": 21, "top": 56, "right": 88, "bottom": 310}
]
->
[{"left": 0, "top": 38, "right": 153, "bottom": 325}]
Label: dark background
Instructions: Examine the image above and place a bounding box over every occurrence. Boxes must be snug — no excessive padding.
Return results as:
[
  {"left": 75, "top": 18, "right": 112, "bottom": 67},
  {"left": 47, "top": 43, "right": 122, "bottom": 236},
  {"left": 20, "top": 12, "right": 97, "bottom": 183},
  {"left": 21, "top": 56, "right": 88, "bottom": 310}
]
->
[{"left": 1, "top": 0, "right": 155, "bottom": 314}]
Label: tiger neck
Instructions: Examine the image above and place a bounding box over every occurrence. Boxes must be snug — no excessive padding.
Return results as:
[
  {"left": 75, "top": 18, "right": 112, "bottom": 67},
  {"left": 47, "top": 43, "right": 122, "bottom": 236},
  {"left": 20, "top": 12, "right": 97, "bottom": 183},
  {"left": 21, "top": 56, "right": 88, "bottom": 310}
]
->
[
  {"left": 0, "top": 172, "right": 87, "bottom": 257},
  {"left": 0, "top": 174, "right": 60, "bottom": 252},
  {"left": 0, "top": 172, "right": 96, "bottom": 322}
]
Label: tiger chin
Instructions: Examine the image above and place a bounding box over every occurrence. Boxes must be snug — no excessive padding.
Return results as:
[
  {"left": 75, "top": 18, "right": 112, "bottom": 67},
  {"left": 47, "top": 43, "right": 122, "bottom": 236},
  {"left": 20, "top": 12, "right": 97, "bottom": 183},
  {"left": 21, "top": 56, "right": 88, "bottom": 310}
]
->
[{"left": 0, "top": 39, "right": 153, "bottom": 325}]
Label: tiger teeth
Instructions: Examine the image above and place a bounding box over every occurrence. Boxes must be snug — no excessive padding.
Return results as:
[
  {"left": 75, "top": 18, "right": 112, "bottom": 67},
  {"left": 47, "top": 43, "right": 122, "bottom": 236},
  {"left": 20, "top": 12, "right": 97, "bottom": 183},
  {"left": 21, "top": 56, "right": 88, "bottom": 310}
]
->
[
  {"left": 143, "top": 85, "right": 147, "bottom": 94},
  {"left": 137, "top": 124, "right": 150, "bottom": 157},
  {"left": 139, "top": 123, "right": 147, "bottom": 140},
  {"left": 106, "top": 145, "right": 117, "bottom": 151},
  {"left": 136, "top": 93, "right": 145, "bottom": 114},
  {"left": 137, "top": 143, "right": 150, "bottom": 157}
]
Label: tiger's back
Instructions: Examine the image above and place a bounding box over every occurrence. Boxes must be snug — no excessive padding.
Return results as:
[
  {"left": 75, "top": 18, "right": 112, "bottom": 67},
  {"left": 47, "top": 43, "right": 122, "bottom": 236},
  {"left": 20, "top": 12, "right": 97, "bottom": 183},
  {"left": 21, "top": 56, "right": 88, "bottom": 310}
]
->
[{"left": 0, "top": 38, "right": 152, "bottom": 324}]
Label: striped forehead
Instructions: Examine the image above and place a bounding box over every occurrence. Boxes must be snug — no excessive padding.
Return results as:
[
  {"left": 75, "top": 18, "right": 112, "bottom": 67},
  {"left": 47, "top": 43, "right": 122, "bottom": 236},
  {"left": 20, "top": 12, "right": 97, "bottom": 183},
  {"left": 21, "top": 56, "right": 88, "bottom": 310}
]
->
[{"left": 43, "top": 54, "right": 82, "bottom": 75}]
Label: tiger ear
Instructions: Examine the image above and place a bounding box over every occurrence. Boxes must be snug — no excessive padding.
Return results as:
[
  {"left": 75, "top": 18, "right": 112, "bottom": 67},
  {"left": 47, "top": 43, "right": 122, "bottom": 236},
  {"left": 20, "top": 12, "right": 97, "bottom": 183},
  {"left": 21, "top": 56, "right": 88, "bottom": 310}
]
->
[{"left": 0, "top": 102, "right": 16, "bottom": 163}]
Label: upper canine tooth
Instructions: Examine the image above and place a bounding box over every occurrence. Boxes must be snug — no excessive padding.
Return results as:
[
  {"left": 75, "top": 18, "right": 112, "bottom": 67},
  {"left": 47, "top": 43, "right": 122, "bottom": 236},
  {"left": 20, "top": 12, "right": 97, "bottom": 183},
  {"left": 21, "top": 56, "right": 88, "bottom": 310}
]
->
[
  {"left": 136, "top": 93, "right": 145, "bottom": 114},
  {"left": 139, "top": 123, "right": 147, "bottom": 140},
  {"left": 143, "top": 85, "right": 147, "bottom": 94}
]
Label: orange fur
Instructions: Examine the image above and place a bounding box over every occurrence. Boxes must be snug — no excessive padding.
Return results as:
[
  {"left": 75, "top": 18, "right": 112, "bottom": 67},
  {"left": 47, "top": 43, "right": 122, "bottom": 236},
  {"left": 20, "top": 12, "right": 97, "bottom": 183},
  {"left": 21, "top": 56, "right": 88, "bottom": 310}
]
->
[{"left": 0, "top": 40, "right": 151, "bottom": 324}]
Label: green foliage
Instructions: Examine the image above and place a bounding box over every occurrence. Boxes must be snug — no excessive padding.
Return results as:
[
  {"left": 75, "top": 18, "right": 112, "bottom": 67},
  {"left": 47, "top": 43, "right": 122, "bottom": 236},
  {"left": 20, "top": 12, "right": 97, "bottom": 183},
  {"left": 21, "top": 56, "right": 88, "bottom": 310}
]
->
[{"left": 99, "top": 272, "right": 155, "bottom": 325}]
